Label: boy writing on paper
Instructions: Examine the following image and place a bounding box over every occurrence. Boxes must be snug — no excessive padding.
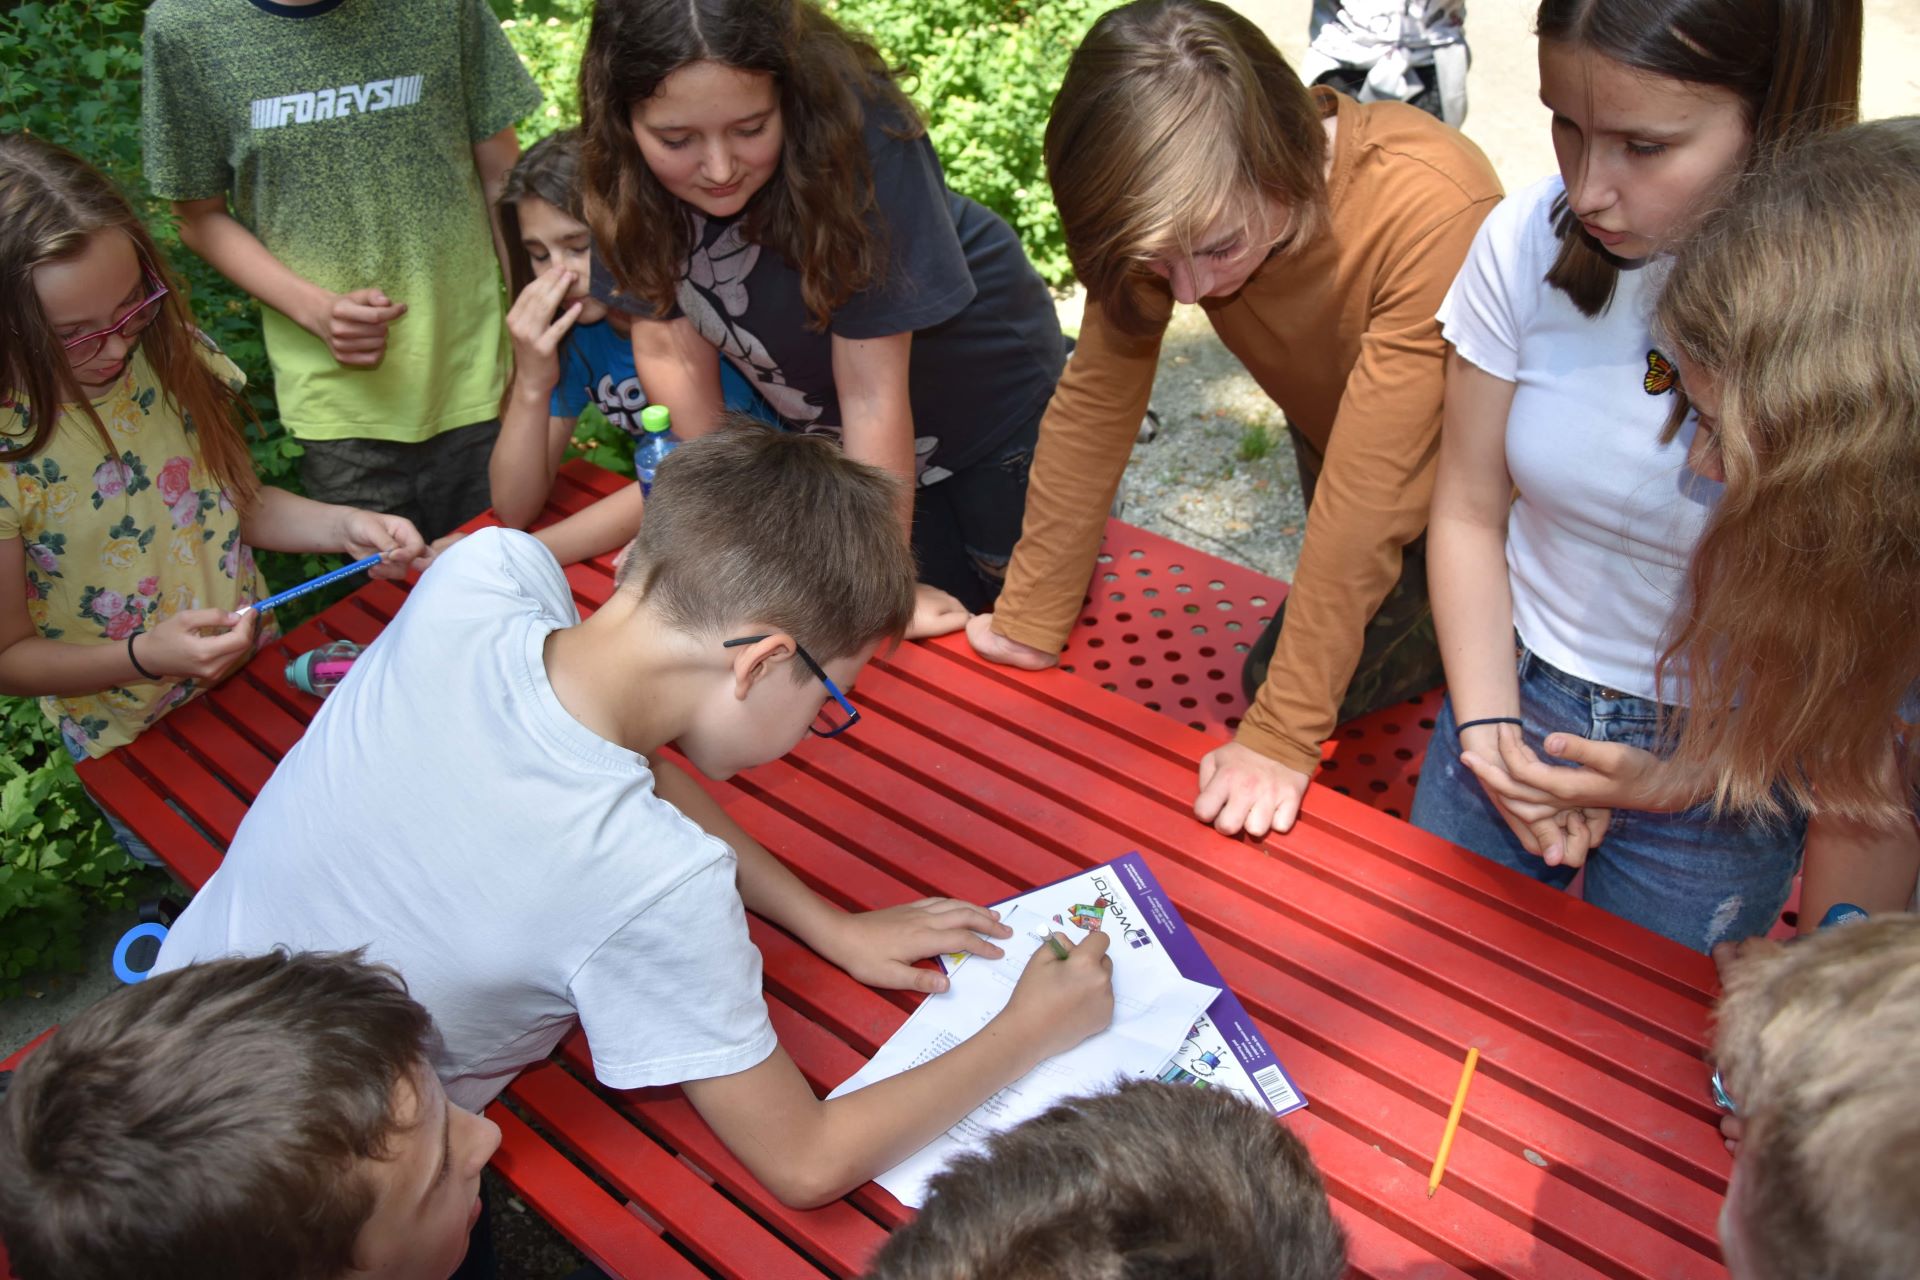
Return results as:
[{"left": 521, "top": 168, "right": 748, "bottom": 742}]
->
[
  {"left": 0, "top": 951, "right": 500, "bottom": 1280},
  {"left": 1712, "top": 915, "right": 1920, "bottom": 1280},
  {"left": 154, "top": 423, "right": 1115, "bottom": 1209}
]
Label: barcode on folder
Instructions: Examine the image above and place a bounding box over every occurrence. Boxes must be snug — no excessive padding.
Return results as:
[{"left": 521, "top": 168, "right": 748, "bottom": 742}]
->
[{"left": 1253, "top": 1064, "right": 1299, "bottom": 1111}]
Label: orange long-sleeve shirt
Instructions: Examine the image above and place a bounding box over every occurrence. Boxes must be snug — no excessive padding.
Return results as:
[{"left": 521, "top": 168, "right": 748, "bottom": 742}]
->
[{"left": 993, "top": 90, "right": 1502, "bottom": 776}]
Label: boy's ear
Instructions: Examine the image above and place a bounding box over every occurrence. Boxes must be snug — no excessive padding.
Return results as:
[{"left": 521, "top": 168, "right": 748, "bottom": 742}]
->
[{"left": 728, "top": 633, "right": 797, "bottom": 701}]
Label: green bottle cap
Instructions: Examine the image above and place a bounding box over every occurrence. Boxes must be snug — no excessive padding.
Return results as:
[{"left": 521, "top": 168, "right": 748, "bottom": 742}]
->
[{"left": 640, "top": 404, "right": 671, "bottom": 435}]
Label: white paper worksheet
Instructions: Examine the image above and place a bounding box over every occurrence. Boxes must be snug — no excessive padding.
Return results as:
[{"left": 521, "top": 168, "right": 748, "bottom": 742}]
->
[{"left": 828, "top": 898, "right": 1220, "bottom": 1207}]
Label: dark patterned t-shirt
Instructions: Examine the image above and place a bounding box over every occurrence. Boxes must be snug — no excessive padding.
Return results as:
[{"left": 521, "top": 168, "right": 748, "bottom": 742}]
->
[{"left": 596, "top": 99, "right": 1065, "bottom": 483}]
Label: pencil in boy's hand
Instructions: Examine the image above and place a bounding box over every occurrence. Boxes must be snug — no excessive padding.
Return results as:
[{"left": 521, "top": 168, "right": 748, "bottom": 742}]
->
[
  {"left": 238, "top": 552, "right": 388, "bottom": 616},
  {"left": 1427, "top": 1046, "right": 1479, "bottom": 1198},
  {"left": 1045, "top": 932, "right": 1072, "bottom": 961}
]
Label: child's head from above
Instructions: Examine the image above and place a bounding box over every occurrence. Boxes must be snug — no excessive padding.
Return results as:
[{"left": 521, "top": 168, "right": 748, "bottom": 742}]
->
[
  {"left": 865, "top": 1079, "right": 1346, "bottom": 1280},
  {"left": 1651, "top": 117, "right": 1920, "bottom": 826},
  {"left": 579, "top": 0, "right": 917, "bottom": 328},
  {"left": 1712, "top": 916, "right": 1920, "bottom": 1280},
  {"left": 1532, "top": 0, "right": 1861, "bottom": 313},
  {"left": 1047, "top": 0, "right": 1329, "bottom": 332},
  {"left": 0, "top": 950, "right": 499, "bottom": 1280},
  {"left": 613, "top": 420, "right": 915, "bottom": 777},
  {"left": 501, "top": 128, "right": 609, "bottom": 326},
  {"left": 0, "top": 133, "right": 256, "bottom": 501}
]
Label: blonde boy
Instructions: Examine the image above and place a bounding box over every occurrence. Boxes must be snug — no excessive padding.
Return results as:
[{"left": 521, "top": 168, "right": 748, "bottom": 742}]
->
[{"left": 1713, "top": 916, "right": 1920, "bottom": 1280}]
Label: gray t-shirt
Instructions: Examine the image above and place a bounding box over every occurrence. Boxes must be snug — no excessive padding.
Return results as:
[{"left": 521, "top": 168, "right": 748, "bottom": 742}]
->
[
  {"left": 598, "top": 97, "right": 1065, "bottom": 484},
  {"left": 156, "top": 528, "right": 777, "bottom": 1109}
]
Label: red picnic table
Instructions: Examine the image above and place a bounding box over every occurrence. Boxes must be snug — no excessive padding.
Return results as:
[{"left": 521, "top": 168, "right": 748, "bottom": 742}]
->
[{"left": 68, "top": 459, "right": 1736, "bottom": 1279}]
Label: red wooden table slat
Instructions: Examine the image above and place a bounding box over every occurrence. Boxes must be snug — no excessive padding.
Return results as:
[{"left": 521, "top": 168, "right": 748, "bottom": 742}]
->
[
  {"left": 909, "top": 633, "right": 1721, "bottom": 1001},
  {"left": 78, "top": 751, "right": 224, "bottom": 887},
  {"left": 72, "top": 459, "right": 1732, "bottom": 1280},
  {"left": 719, "top": 749, "right": 1728, "bottom": 1273},
  {"left": 485, "top": 1104, "right": 704, "bottom": 1279},
  {"left": 554, "top": 1034, "right": 892, "bottom": 1279},
  {"left": 507, "top": 1063, "right": 827, "bottom": 1279}
]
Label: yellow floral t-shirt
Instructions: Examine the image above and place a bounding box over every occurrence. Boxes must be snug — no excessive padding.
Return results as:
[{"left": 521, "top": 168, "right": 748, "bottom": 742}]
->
[{"left": 0, "top": 341, "right": 272, "bottom": 757}]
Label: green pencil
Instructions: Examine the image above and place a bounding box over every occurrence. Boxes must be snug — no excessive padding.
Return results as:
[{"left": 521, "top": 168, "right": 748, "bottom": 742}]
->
[{"left": 1045, "top": 932, "right": 1071, "bottom": 961}]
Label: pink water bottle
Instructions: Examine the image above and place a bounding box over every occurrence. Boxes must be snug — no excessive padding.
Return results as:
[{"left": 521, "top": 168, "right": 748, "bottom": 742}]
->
[{"left": 284, "top": 640, "right": 363, "bottom": 696}]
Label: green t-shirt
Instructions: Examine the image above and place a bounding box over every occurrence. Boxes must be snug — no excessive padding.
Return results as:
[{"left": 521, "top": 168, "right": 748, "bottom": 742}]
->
[{"left": 141, "top": 0, "right": 541, "bottom": 443}]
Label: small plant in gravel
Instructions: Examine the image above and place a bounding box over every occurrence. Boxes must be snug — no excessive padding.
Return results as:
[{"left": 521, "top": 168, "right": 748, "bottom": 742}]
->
[{"left": 1237, "top": 422, "right": 1278, "bottom": 463}]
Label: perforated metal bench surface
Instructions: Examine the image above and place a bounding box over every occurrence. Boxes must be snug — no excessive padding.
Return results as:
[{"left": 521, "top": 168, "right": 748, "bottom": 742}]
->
[{"left": 1059, "top": 519, "right": 1436, "bottom": 820}]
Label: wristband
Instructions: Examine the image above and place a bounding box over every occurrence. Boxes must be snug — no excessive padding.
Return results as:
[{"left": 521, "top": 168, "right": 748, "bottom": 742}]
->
[
  {"left": 1455, "top": 716, "right": 1524, "bottom": 735},
  {"left": 128, "top": 632, "right": 159, "bottom": 682}
]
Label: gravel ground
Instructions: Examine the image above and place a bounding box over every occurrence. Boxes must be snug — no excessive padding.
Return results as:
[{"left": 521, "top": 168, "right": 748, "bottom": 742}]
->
[{"left": 1114, "top": 305, "right": 1308, "bottom": 583}]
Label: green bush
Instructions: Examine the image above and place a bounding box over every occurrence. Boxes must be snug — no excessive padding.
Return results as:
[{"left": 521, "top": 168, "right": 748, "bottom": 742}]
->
[{"left": 829, "top": 0, "right": 1119, "bottom": 285}]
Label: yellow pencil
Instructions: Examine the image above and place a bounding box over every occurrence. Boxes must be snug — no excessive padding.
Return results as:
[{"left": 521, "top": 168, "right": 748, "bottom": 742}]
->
[{"left": 1427, "top": 1046, "right": 1480, "bottom": 1198}]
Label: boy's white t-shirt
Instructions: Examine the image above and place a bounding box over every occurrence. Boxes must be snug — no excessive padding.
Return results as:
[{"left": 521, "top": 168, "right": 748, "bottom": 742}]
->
[
  {"left": 1437, "top": 175, "right": 1719, "bottom": 703},
  {"left": 155, "top": 528, "right": 778, "bottom": 1110}
]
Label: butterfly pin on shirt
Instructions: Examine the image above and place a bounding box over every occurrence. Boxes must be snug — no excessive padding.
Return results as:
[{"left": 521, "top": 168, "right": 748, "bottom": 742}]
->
[{"left": 1643, "top": 349, "right": 1678, "bottom": 396}]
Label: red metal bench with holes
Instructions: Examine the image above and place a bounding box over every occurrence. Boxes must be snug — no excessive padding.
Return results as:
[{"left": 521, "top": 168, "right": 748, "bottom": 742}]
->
[{"left": 42, "top": 459, "right": 1741, "bottom": 1279}]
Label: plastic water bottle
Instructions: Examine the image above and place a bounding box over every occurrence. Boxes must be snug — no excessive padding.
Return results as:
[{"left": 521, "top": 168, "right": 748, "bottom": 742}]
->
[
  {"left": 284, "top": 640, "right": 364, "bottom": 697},
  {"left": 635, "top": 404, "right": 677, "bottom": 496}
]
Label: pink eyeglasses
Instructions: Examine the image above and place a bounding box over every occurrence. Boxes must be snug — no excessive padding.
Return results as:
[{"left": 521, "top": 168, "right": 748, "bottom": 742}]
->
[{"left": 61, "top": 271, "right": 169, "bottom": 365}]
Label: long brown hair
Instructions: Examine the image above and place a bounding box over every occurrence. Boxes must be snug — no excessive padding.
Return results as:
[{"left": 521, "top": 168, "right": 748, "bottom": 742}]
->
[
  {"left": 578, "top": 0, "right": 920, "bottom": 331},
  {"left": 1534, "top": 0, "right": 1861, "bottom": 316},
  {"left": 0, "top": 134, "right": 258, "bottom": 506},
  {"left": 1654, "top": 119, "right": 1920, "bottom": 825},
  {"left": 1045, "top": 0, "right": 1329, "bottom": 336}
]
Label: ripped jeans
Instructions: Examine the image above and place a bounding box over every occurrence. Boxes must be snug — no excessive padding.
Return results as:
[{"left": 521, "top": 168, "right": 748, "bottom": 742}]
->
[
  {"left": 910, "top": 409, "right": 1041, "bottom": 614},
  {"left": 1409, "top": 641, "right": 1804, "bottom": 954}
]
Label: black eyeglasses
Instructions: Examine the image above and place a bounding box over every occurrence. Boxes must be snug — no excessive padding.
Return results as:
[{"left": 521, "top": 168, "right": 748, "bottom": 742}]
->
[
  {"left": 723, "top": 635, "right": 861, "bottom": 737},
  {"left": 61, "top": 270, "right": 169, "bottom": 366}
]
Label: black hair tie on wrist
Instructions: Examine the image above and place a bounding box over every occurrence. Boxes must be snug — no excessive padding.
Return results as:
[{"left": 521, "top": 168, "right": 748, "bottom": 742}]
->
[
  {"left": 128, "top": 632, "right": 159, "bottom": 682},
  {"left": 1455, "top": 716, "right": 1524, "bottom": 734}
]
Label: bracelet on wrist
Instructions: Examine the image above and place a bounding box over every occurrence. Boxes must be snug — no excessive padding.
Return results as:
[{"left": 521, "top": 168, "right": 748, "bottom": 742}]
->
[
  {"left": 127, "top": 632, "right": 160, "bottom": 682},
  {"left": 1455, "top": 716, "right": 1524, "bottom": 735}
]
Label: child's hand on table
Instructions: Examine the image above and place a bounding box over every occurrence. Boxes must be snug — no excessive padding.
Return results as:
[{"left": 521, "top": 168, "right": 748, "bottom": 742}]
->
[
  {"left": 965, "top": 613, "right": 1058, "bottom": 669},
  {"left": 139, "top": 607, "right": 256, "bottom": 682},
  {"left": 1194, "top": 741, "right": 1310, "bottom": 839},
  {"left": 907, "top": 583, "right": 971, "bottom": 640},
  {"left": 819, "top": 897, "right": 1014, "bottom": 994},
  {"left": 998, "top": 928, "right": 1115, "bottom": 1059},
  {"left": 338, "top": 509, "right": 430, "bottom": 579}
]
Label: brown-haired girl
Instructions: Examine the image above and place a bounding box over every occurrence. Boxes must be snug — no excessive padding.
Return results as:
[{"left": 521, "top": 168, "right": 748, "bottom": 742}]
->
[
  {"left": 0, "top": 134, "right": 427, "bottom": 861},
  {"left": 1411, "top": 0, "right": 1863, "bottom": 953},
  {"left": 1466, "top": 117, "right": 1920, "bottom": 933},
  {"left": 577, "top": 0, "right": 1067, "bottom": 633},
  {"left": 968, "top": 0, "right": 1501, "bottom": 841}
]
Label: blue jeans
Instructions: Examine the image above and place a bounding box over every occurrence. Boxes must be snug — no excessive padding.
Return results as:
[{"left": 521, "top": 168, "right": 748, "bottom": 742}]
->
[{"left": 1409, "top": 643, "right": 1803, "bottom": 954}]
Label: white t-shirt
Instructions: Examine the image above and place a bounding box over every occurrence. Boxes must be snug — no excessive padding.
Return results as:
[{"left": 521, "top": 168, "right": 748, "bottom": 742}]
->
[
  {"left": 156, "top": 528, "right": 778, "bottom": 1110},
  {"left": 1437, "top": 176, "right": 1719, "bottom": 703}
]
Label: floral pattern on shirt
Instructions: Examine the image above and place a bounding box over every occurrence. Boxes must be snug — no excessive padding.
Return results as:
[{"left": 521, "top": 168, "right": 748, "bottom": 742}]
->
[{"left": 0, "top": 342, "right": 273, "bottom": 757}]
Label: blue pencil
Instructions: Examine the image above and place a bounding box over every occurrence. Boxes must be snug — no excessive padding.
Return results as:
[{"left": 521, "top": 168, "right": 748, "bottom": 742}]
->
[{"left": 240, "top": 552, "right": 387, "bottom": 615}]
